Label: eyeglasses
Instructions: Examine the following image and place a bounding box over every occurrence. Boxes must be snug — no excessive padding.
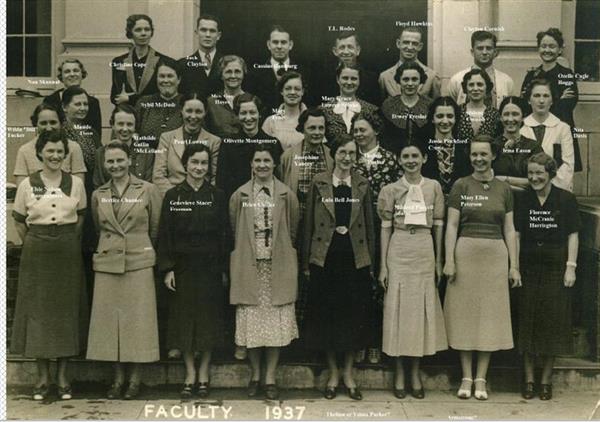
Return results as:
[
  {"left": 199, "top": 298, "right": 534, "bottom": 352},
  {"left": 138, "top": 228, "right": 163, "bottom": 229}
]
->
[{"left": 336, "top": 150, "right": 356, "bottom": 158}]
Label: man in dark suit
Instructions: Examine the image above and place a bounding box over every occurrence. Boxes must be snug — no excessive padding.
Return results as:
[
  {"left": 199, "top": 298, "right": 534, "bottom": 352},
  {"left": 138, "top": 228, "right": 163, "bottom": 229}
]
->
[{"left": 178, "top": 14, "right": 224, "bottom": 100}]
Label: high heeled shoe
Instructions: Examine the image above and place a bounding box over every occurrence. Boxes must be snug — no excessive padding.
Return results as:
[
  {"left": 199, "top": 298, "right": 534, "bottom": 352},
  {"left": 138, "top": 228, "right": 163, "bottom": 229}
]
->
[
  {"left": 123, "top": 382, "right": 140, "bottom": 400},
  {"left": 323, "top": 386, "right": 337, "bottom": 400},
  {"left": 539, "top": 384, "right": 552, "bottom": 400},
  {"left": 347, "top": 386, "right": 363, "bottom": 401},
  {"left": 474, "top": 378, "right": 488, "bottom": 401},
  {"left": 522, "top": 382, "right": 535, "bottom": 400},
  {"left": 457, "top": 377, "right": 473, "bottom": 399},
  {"left": 197, "top": 382, "right": 210, "bottom": 399},
  {"left": 393, "top": 386, "right": 407, "bottom": 399}
]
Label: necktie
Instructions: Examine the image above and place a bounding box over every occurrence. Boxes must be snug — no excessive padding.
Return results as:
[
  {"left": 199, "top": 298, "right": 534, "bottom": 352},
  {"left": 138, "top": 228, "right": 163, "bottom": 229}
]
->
[
  {"left": 204, "top": 52, "right": 212, "bottom": 73},
  {"left": 533, "top": 125, "right": 546, "bottom": 143},
  {"left": 276, "top": 60, "right": 286, "bottom": 78}
]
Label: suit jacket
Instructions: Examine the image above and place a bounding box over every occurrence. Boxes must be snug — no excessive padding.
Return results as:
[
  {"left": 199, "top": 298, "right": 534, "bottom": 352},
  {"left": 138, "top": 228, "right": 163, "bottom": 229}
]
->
[
  {"left": 378, "top": 59, "right": 441, "bottom": 100},
  {"left": 229, "top": 178, "right": 300, "bottom": 306},
  {"left": 279, "top": 141, "right": 334, "bottom": 195},
  {"left": 110, "top": 46, "right": 168, "bottom": 106},
  {"left": 245, "top": 58, "right": 306, "bottom": 112},
  {"left": 44, "top": 89, "right": 102, "bottom": 135},
  {"left": 178, "top": 49, "right": 224, "bottom": 100},
  {"left": 91, "top": 175, "right": 162, "bottom": 274},
  {"left": 301, "top": 171, "right": 375, "bottom": 271},
  {"left": 447, "top": 66, "right": 514, "bottom": 106},
  {"left": 152, "top": 126, "right": 221, "bottom": 195}
]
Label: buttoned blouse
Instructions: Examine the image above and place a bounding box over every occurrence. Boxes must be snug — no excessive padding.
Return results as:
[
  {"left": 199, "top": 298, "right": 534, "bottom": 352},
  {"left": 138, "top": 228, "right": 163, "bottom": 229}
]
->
[
  {"left": 12, "top": 171, "right": 87, "bottom": 226},
  {"left": 377, "top": 177, "right": 444, "bottom": 229}
]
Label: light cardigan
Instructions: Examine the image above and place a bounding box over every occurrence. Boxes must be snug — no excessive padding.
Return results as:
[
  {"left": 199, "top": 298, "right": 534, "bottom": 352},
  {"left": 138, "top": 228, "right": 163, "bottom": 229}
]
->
[{"left": 520, "top": 113, "right": 574, "bottom": 192}]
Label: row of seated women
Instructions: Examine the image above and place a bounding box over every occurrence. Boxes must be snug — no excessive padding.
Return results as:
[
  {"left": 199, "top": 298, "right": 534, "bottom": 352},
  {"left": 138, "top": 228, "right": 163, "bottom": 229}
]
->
[{"left": 12, "top": 94, "right": 579, "bottom": 404}]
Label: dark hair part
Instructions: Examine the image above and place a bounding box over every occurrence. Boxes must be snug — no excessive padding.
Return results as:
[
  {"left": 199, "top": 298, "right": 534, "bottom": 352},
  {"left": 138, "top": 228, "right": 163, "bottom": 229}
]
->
[
  {"left": 35, "top": 129, "right": 69, "bottom": 162},
  {"left": 329, "top": 134, "right": 355, "bottom": 161},
  {"left": 270, "top": 24, "right": 290, "bottom": 38},
  {"left": 181, "top": 143, "right": 212, "bottom": 174},
  {"left": 61, "top": 86, "right": 88, "bottom": 108},
  {"left": 469, "top": 133, "right": 498, "bottom": 156},
  {"left": 105, "top": 140, "right": 131, "bottom": 158},
  {"left": 31, "top": 103, "right": 61, "bottom": 127},
  {"left": 157, "top": 57, "right": 182, "bottom": 78},
  {"left": 179, "top": 92, "right": 205, "bottom": 108},
  {"left": 394, "top": 60, "right": 427, "bottom": 84},
  {"left": 498, "top": 96, "right": 531, "bottom": 117},
  {"left": 335, "top": 61, "right": 361, "bottom": 78},
  {"left": 233, "top": 93, "right": 263, "bottom": 116},
  {"left": 471, "top": 30, "right": 497, "bottom": 48},
  {"left": 350, "top": 111, "right": 384, "bottom": 136},
  {"left": 461, "top": 68, "right": 494, "bottom": 95},
  {"left": 335, "top": 30, "right": 360, "bottom": 46},
  {"left": 296, "top": 107, "right": 326, "bottom": 133},
  {"left": 57, "top": 59, "right": 87, "bottom": 82},
  {"left": 276, "top": 70, "right": 305, "bottom": 94},
  {"left": 524, "top": 77, "right": 557, "bottom": 102},
  {"left": 253, "top": 142, "right": 282, "bottom": 166},
  {"left": 426, "top": 96, "right": 461, "bottom": 131},
  {"left": 196, "top": 14, "right": 221, "bottom": 31},
  {"left": 126, "top": 14, "right": 154, "bottom": 39},
  {"left": 536, "top": 27, "right": 564, "bottom": 48},
  {"left": 398, "top": 26, "right": 424, "bottom": 40},
  {"left": 109, "top": 104, "right": 138, "bottom": 129},
  {"left": 528, "top": 151, "right": 557, "bottom": 179}
]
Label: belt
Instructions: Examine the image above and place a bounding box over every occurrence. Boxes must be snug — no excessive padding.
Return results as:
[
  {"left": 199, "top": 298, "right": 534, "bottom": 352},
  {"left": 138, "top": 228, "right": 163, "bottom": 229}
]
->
[
  {"left": 28, "top": 223, "right": 77, "bottom": 235},
  {"left": 398, "top": 226, "right": 430, "bottom": 235}
]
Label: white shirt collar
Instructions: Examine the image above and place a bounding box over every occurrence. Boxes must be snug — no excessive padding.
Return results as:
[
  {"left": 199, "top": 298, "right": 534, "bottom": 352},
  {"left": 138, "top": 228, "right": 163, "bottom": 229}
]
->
[
  {"left": 332, "top": 174, "right": 351, "bottom": 187},
  {"left": 360, "top": 144, "right": 380, "bottom": 159},
  {"left": 523, "top": 113, "right": 560, "bottom": 128},
  {"left": 253, "top": 179, "right": 275, "bottom": 197},
  {"left": 271, "top": 57, "right": 290, "bottom": 72},
  {"left": 199, "top": 48, "right": 216, "bottom": 63}
]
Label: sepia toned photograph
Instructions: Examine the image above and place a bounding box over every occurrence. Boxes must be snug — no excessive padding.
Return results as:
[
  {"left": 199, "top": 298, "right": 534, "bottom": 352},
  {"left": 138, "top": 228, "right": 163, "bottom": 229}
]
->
[{"left": 3, "top": 0, "right": 600, "bottom": 420}]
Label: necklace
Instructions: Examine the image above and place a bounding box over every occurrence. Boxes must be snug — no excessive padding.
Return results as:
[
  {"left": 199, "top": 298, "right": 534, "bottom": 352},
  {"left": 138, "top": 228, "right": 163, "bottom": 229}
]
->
[{"left": 472, "top": 171, "right": 494, "bottom": 191}]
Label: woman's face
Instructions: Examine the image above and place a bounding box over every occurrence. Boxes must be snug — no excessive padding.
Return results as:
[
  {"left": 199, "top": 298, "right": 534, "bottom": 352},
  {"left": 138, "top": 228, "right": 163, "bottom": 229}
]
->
[
  {"left": 281, "top": 77, "right": 303, "bottom": 106},
  {"left": 40, "top": 141, "right": 66, "bottom": 171},
  {"left": 157, "top": 65, "right": 180, "bottom": 98},
  {"left": 399, "top": 69, "right": 421, "bottom": 97},
  {"left": 112, "top": 111, "right": 136, "bottom": 142},
  {"left": 465, "top": 74, "right": 486, "bottom": 102},
  {"left": 303, "top": 115, "right": 326, "bottom": 145},
  {"left": 529, "top": 84, "right": 553, "bottom": 115},
  {"left": 501, "top": 103, "right": 524, "bottom": 135},
  {"left": 527, "top": 162, "right": 552, "bottom": 191},
  {"left": 352, "top": 119, "right": 377, "bottom": 149},
  {"left": 433, "top": 105, "right": 456, "bottom": 136},
  {"left": 186, "top": 151, "right": 210, "bottom": 182},
  {"left": 64, "top": 93, "right": 89, "bottom": 122},
  {"left": 222, "top": 61, "right": 244, "bottom": 90},
  {"left": 337, "top": 68, "right": 360, "bottom": 97},
  {"left": 104, "top": 148, "right": 130, "bottom": 180},
  {"left": 251, "top": 151, "right": 275, "bottom": 180},
  {"left": 539, "top": 35, "right": 561, "bottom": 64},
  {"left": 469, "top": 141, "right": 495, "bottom": 173},
  {"left": 36, "top": 110, "right": 61, "bottom": 134},
  {"left": 182, "top": 99, "right": 206, "bottom": 132},
  {"left": 238, "top": 101, "right": 260, "bottom": 133},
  {"left": 334, "top": 141, "right": 357, "bottom": 171},
  {"left": 131, "top": 19, "right": 153, "bottom": 46},
  {"left": 61, "top": 62, "right": 83, "bottom": 88},
  {"left": 399, "top": 145, "right": 426, "bottom": 175}
]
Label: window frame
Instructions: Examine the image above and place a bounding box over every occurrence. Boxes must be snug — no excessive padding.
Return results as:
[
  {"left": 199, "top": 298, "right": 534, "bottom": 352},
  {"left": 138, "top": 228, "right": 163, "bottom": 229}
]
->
[{"left": 572, "top": 0, "right": 600, "bottom": 98}]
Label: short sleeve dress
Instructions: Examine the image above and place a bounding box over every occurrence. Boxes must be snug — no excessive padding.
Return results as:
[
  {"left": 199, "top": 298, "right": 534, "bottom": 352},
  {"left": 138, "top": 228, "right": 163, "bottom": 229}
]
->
[{"left": 443, "top": 176, "right": 514, "bottom": 351}]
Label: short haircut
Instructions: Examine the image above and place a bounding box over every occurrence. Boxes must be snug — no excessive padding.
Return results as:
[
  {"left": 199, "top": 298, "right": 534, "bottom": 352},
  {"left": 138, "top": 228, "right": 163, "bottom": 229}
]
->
[
  {"left": 335, "top": 61, "right": 361, "bottom": 78},
  {"left": 394, "top": 60, "right": 427, "bottom": 84},
  {"left": 157, "top": 57, "right": 182, "bottom": 78},
  {"left": 61, "top": 86, "right": 88, "bottom": 108},
  {"left": 461, "top": 68, "right": 494, "bottom": 95},
  {"left": 31, "top": 103, "right": 60, "bottom": 127},
  {"left": 109, "top": 104, "right": 138, "bottom": 129},
  {"left": 335, "top": 30, "right": 360, "bottom": 46},
  {"left": 296, "top": 107, "right": 326, "bottom": 133},
  {"left": 471, "top": 30, "right": 497, "bottom": 48},
  {"left": 498, "top": 96, "right": 531, "bottom": 117},
  {"left": 181, "top": 143, "right": 212, "bottom": 174},
  {"left": 350, "top": 111, "right": 384, "bottom": 136},
  {"left": 217, "top": 55, "right": 248, "bottom": 78},
  {"left": 524, "top": 77, "right": 557, "bottom": 102},
  {"left": 196, "top": 14, "right": 221, "bottom": 31},
  {"left": 276, "top": 70, "right": 305, "bottom": 93},
  {"left": 398, "top": 26, "right": 424, "bottom": 40},
  {"left": 469, "top": 133, "right": 498, "bottom": 156},
  {"left": 426, "top": 96, "right": 461, "bottom": 127},
  {"left": 253, "top": 142, "right": 282, "bottom": 166},
  {"left": 179, "top": 92, "right": 205, "bottom": 108},
  {"left": 105, "top": 140, "right": 131, "bottom": 158},
  {"left": 528, "top": 152, "right": 557, "bottom": 179},
  {"left": 35, "top": 129, "right": 69, "bottom": 162},
  {"left": 329, "top": 134, "right": 355, "bottom": 161},
  {"left": 57, "top": 59, "right": 87, "bottom": 82},
  {"left": 536, "top": 27, "right": 564, "bottom": 48},
  {"left": 399, "top": 142, "right": 428, "bottom": 158},
  {"left": 233, "top": 93, "right": 263, "bottom": 116},
  {"left": 270, "top": 24, "right": 290, "bottom": 38},
  {"left": 126, "top": 14, "right": 154, "bottom": 39}
]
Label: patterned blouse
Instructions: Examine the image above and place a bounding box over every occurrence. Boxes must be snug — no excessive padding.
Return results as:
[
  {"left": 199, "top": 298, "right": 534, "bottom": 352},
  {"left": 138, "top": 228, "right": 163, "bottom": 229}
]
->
[
  {"left": 253, "top": 181, "right": 275, "bottom": 260},
  {"left": 355, "top": 144, "right": 402, "bottom": 211},
  {"left": 456, "top": 104, "right": 500, "bottom": 142}
]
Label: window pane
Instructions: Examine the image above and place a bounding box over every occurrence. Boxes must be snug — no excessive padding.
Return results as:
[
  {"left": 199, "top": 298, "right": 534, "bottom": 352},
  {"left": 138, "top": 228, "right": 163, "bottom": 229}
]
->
[
  {"left": 7, "top": 37, "right": 24, "bottom": 76},
  {"left": 25, "top": 36, "right": 51, "bottom": 76},
  {"left": 7, "top": 0, "right": 23, "bottom": 34},
  {"left": 25, "top": 0, "right": 51, "bottom": 34},
  {"left": 575, "top": 42, "right": 600, "bottom": 82},
  {"left": 575, "top": 0, "right": 600, "bottom": 40}
]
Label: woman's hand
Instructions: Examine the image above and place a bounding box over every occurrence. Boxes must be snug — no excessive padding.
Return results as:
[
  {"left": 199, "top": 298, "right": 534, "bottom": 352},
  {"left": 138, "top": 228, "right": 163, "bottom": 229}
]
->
[
  {"left": 443, "top": 261, "right": 456, "bottom": 283},
  {"left": 164, "top": 271, "right": 176, "bottom": 291},
  {"left": 115, "top": 86, "right": 134, "bottom": 105},
  {"left": 560, "top": 88, "right": 576, "bottom": 100},
  {"left": 509, "top": 268, "right": 522, "bottom": 288},
  {"left": 564, "top": 267, "right": 576, "bottom": 287},
  {"left": 435, "top": 261, "right": 444, "bottom": 286},
  {"left": 378, "top": 266, "right": 388, "bottom": 291}
]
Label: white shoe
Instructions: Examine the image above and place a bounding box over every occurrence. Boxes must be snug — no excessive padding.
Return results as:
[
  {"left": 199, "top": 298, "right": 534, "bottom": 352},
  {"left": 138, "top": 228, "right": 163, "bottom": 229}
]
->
[
  {"left": 355, "top": 349, "right": 365, "bottom": 363},
  {"left": 367, "top": 348, "right": 381, "bottom": 364},
  {"left": 474, "top": 378, "right": 488, "bottom": 400},
  {"left": 457, "top": 377, "right": 473, "bottom": 399},
  {"left": 234, "top": 346, "right": 247, "bottom": 360}
]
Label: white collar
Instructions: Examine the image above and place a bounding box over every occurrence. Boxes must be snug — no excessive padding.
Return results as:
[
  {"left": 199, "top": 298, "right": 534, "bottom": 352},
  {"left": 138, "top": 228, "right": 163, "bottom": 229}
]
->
[
  {"left": 253, "top": 179, "right": 275, "bottom": 196},
  {"left": 360, "top": 144, "right": 380, "bottom": 158},
  {"left": 333, "top": 99, "right": 361, "bottom": 115},
  {"left": 524, "top": 113, "right": 560, "bottom": 128},
  {"left": 271, "top": 57, "right": 290, "bottom": 69},
  {"left": 332, "top": 173, "right": 351, "bottom": 187},
  {"left": 199, "top": 48, "right": 216, "bottom": 62}
]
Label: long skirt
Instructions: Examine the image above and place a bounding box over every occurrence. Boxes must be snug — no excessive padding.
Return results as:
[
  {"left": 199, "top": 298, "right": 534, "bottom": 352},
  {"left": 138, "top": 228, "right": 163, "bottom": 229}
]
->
[
  {"left": 236, "top": 260, "right": 298, "bottom": 348},
  {"left": 518, "top": 243, "right": 572, "bottom": 356},
  {"left": 11, "top": 224, "right": 88, "bottom": 358},
  {"left": 383, "top": 230, "right": 447, "bottom": 357},
  {"left": 87, "top": 268, "right": 159, "bottom": 362},
  {"left": 444, "top": 237, "right": 514, "bottom": 351}
]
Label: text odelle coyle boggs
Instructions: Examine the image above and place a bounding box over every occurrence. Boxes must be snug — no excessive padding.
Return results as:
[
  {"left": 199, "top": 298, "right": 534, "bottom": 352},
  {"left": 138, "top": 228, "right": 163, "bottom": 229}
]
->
[{"left": 144, "top": 404, "right": 233, "bottom": 419}]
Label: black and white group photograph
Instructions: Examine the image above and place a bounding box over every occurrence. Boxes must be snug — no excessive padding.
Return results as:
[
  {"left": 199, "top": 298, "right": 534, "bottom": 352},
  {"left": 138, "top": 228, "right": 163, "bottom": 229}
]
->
[{"left": 2, "top": 0, "right": 600, "bottom": 420}]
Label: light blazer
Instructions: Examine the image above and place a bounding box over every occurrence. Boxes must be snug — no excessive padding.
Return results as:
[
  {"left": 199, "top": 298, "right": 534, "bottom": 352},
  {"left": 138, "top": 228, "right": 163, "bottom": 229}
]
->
[
  {"left": 278, "top": 142, "right": 334, "bottom": 195},
  {"left": 91, "top": 175, "right": 162, "bottom": 274},
  {"left": 152, "top": 126, "right": 221, "bottom": 195},
  {"left": 302, "top": 171, "right": 375, "bottom": 272},
  {"left": 229, "top": 178, "right": 300, "bottom": 306},
  {"left": 447, "top": 66, "right": 514, "bottom": 106}
]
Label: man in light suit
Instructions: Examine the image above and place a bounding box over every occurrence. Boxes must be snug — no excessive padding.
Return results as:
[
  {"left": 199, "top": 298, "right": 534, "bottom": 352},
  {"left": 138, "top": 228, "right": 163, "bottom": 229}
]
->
[
  {"left": 378, "top": 26, "right": 441, "bottom": 100},
  {"left": 178, "top": 14, "right": 224, "bottom": 100},
  {"left": 446, "top": 30, "right": 514, "bottom": 107}
]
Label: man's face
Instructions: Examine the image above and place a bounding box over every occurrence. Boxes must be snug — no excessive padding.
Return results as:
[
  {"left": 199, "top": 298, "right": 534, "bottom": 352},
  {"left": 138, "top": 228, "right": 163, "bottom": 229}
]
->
[
  {"left": 267, "top": 30, "right": 293, "bottom": 61},
  {"left": 197, "top": 19, "right": 221, "bottom": 51},
  {"left": 396, "top": 31, "right": 423, "bottom": 61},
  {"left": 471, "top": 38, "right": 497, "bottom": 68},
  {"left": 332, "top": 35, "right": 360, "bottom": 65}
]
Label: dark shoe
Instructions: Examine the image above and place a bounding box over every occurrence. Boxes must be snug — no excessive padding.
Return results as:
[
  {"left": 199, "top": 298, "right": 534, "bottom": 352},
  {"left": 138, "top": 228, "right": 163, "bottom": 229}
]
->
[
  {"left": 539, "top": 384, "right": 552, "bottom": 400},
  {"left": 107, "top": 383, "right": 123, "bottom": 400},
  {"left": 393, "top": 387, "right": 407, "bottom": 399},
  {"left": 324, "top": 386, "right": 337, "bottom": 400},
  {"left": 247, "top": 380, "right": 260, "bottom": 398},
  {"left": 197, "top": 382, "right": 210, "bottom": 399},
  {"left": 32, "top": 385, "right": 49, "bottom": 401},
  {"left": 58, "top": 385, "right": 73, "bottom": 400},
  {"left": 180, "top": 384, "right": 194, "bottom": 399},
  {"left": 123, "top": 383, "right": 140, "bottom": 400},
  {"left": 522, "top": 382, "right": 535, "bottom": 400},
  {"left": 347, "top": 387, "right": 363, "bottom": 401},
  {"left": 411, "top": 388, "right": 425, "bottom": 399},
  {"left": 264, "top": 384, "right": 279, "bottom": 400}
]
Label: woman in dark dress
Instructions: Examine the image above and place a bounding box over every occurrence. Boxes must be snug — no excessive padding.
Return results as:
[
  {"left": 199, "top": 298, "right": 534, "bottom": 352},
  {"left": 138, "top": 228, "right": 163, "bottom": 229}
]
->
[
  {"left": 515, "top": 152, "right": 580, "bottom": 401},
  {"left": 302, "top": 137, "right": 375, "bottom": 401},
  {"left": 157, "top": 143, "right": 227, "bottom": 399}
]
